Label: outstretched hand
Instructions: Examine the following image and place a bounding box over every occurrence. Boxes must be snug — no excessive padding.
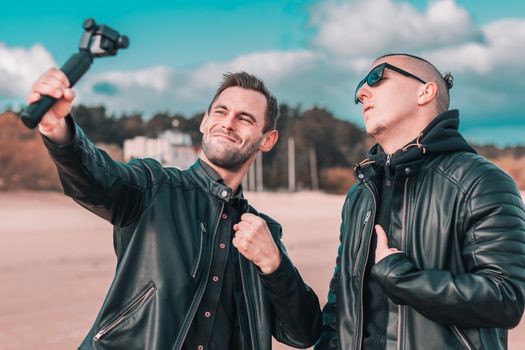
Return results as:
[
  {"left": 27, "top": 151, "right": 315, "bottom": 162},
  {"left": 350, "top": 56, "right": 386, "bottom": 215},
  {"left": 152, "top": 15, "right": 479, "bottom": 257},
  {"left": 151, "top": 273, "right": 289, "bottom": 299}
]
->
[
  {"left": 374, "top": 225, "right": 401, "bottom": 263},
  {"left": 27, "top": 68, "right": 75, "bottom": 143}
]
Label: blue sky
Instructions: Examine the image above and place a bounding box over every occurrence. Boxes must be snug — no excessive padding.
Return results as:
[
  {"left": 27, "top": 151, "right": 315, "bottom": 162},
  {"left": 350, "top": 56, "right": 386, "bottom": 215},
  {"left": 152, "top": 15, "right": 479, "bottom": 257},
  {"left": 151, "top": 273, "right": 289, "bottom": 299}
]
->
[{"left": 1, "top": 0, "right": 524, "bottom": 146}]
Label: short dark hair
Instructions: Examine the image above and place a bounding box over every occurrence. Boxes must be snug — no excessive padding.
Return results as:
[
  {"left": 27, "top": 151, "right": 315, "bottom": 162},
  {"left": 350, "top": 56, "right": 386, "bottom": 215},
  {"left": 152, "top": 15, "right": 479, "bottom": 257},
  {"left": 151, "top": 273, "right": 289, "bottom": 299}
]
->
[
  {"left": 207, "top": 72, "right": 279, "bottom": 132},
  {"left": 375, "top": 53, "right": 453, "bottom": 113}
]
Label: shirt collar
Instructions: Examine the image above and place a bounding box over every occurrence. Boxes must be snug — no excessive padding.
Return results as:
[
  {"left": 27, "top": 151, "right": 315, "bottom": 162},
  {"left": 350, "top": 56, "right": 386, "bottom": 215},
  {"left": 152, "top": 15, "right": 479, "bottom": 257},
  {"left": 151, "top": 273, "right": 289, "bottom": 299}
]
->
[{"left": 198, "top": 159, "right": 244, "bottom": 200}]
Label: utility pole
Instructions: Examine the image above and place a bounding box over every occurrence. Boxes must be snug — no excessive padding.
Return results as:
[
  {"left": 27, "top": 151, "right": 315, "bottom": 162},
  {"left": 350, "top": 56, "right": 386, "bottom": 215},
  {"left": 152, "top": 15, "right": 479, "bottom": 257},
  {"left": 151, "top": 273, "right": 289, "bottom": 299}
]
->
[
  {"left": 288, "top": 137, "right": 295, "bottom": 192},
  {"left": 256, "top": 153, "right": 263, "bottom": 192},
  {"left": 248, "top": 159, "right": 255, "bottom": 191},
  {"left": 309, "top": 146, "right": 319, "bottom": 191}
]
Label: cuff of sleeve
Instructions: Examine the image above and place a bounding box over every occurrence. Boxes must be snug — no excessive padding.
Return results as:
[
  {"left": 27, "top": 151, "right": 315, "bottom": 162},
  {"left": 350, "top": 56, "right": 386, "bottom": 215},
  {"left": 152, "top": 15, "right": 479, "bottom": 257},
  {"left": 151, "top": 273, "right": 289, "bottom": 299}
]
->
[
  {"left": 258, "top": 251, "right": 295, "bottom": 287},
  {"left": 40, "top": 115, "right": 80, "bottom": 155},
  {"left": 370, "top": 252, "right": 410, "bottom": 287}
]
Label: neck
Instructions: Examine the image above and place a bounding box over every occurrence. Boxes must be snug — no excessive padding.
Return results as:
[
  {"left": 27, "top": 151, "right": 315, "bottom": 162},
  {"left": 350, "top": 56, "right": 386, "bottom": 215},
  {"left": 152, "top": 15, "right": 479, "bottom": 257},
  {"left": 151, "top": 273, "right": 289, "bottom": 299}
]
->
[
  {"left": 199, "top": 154, "right": 253, "bottom": 191},
  {"left": 376, "top": 111, "right": 435, "bottom": 154}
]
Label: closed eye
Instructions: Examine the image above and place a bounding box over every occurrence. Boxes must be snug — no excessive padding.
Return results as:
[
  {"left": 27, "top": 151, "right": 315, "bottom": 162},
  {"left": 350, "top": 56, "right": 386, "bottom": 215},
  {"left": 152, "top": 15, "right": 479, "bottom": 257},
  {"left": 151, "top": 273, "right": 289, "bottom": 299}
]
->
[{"left": 239, "top": 115, "right": 255, "bottom": 124}]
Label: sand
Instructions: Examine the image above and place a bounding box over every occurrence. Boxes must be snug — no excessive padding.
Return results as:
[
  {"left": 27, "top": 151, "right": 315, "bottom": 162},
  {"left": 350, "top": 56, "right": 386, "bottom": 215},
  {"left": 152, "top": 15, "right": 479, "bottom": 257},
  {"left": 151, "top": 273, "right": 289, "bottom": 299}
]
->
[{"left": 0, "top": 191, "right": 524, "bottom": 350}]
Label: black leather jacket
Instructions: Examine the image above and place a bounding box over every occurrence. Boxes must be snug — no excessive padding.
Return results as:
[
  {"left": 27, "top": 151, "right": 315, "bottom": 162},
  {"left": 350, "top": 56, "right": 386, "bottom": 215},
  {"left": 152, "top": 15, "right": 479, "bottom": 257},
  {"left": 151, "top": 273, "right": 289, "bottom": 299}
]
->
[
  {"left": 316, "top": 110, "right": 525, "bottom": 350},
  {"left": 43, "top": 117, "right": 322, "bottom": 350}
]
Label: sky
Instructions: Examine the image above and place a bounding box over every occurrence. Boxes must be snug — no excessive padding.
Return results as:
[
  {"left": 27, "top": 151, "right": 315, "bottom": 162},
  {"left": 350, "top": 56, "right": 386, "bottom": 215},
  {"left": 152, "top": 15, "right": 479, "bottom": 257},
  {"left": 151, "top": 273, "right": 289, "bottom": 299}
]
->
[{"left": 1, "top": 0, "right": 524, "bottom": 146}]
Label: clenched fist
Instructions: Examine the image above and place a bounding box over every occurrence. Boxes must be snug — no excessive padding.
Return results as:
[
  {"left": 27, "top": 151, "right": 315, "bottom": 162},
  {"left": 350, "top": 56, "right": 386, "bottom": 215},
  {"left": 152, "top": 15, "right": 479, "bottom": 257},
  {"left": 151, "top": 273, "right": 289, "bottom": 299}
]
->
[{"left": 233, "top": 213, "right": 282, "bottom": 274}]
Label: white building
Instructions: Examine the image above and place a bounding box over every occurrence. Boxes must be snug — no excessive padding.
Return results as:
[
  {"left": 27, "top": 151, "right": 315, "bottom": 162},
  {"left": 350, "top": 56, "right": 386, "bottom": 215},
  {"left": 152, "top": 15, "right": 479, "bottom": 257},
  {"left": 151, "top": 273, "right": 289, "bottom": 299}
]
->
[{"left": 124, "top": 130, "right": 200, "bottom": 169}]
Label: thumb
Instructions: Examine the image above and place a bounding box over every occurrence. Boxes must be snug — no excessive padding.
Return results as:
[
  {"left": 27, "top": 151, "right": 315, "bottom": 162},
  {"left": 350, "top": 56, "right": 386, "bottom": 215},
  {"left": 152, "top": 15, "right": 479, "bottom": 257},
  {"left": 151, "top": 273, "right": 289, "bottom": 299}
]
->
[
  {"left": 375, "top": 225, "right": 389, "bottom": 248},
  {"left": 63, "top": 88, "right": 76, "bottom": 102}
]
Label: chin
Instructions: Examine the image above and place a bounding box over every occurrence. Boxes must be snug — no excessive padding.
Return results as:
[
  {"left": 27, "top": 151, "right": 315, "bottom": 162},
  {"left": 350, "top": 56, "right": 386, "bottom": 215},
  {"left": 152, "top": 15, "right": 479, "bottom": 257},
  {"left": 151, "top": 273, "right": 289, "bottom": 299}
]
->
[{"left": 366, "top": 123, "right": 388, "bottom": 139}]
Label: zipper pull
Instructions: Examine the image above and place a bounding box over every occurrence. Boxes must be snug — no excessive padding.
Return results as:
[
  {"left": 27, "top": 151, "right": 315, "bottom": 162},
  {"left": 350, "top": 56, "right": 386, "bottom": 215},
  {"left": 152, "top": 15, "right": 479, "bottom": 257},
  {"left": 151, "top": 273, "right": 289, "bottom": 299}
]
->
[
  {"left": 386, "top": 154, "right": 392, "bottom": 167},
  {"left": 363, "top": 210, "right": 372, "bottom": 225}
]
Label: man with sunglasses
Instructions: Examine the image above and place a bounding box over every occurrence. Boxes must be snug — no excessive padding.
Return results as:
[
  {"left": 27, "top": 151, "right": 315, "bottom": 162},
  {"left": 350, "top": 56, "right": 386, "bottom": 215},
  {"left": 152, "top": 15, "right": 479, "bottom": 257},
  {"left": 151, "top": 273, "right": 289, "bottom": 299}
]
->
[{"left": 315, "top": 53, "right": 525, "bottom": 350}]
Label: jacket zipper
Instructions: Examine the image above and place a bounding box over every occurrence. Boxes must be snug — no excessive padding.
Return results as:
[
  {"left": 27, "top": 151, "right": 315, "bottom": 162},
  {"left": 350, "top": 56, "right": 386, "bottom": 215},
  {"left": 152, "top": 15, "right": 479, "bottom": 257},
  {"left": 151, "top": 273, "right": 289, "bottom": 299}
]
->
[
  {"left": 364, "top": 210, "right": 372, "bottom": 225},
  {"left": 93, "top": 282, "right": 156, "bottom": 342},
  {"left": 386, "top": 154, "right": 392, "bottom": 166},
  {"left": 352, "top": 209, "right": 373, "bottom": 276},
  {"left": 397, "top": 178, "right": 410, "bottom": 350},
  {"left": 238, "top": 254, "right": 259, "bottom": 350},
  {"left": 355, "top": 182, "right": 377, "bottom": 349},
  {"left": 191, "top": 222, "right": 206, "bottom": 278},
  {"left": 173, "top": 203, "right": 224, "bottom": 350},
  {"left": 452, "top": 325, "right": 474, "bottom": 350}
]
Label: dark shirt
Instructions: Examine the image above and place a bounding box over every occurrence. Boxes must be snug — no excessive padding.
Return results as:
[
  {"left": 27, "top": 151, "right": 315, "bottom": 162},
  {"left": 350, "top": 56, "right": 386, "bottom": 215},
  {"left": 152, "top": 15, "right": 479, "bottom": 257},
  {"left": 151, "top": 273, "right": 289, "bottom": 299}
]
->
[
  {"left": 362, "top": 164, "right": 395, "bottom": 350},
  {"left": 182, "top": 159, "right": 248, "bottom": 350}
]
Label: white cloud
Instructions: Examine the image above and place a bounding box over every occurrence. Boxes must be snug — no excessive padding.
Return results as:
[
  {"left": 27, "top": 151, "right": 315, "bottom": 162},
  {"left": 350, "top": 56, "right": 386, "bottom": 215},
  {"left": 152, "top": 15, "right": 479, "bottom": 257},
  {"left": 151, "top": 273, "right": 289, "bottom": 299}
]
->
[
  {"left": 2, "top": 0, "right": 524, "bottom": 146},
  {"left": 75, "top": 50, "right": 320, "bottom": 116},
  {"left": 310, "top": 0, "right": 481, "bottom": 58},
  {"left": 0, "top": 42, "right": 56, "bottom": 100}
]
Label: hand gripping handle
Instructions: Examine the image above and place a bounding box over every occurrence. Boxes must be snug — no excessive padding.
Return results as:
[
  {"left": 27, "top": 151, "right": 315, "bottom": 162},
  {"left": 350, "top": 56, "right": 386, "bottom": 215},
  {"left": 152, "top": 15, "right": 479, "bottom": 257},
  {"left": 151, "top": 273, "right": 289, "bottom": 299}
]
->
[{"left": 20, "top": 51, "right": 93, "bottom": 129}]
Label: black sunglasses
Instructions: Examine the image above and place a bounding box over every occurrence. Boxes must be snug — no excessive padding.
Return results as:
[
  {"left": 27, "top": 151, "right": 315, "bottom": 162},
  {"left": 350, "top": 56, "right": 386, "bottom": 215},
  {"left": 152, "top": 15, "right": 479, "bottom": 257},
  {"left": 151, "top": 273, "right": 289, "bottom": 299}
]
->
[{"left": 354, "top": 63, "right": 427, "bottom": 104}]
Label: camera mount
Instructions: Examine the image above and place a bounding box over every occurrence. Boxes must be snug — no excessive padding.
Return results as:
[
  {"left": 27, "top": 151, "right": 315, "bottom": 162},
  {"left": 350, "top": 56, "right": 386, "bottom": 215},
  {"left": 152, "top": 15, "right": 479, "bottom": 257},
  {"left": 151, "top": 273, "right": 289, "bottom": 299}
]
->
[{"left": 20, "top": 18, "right": 129, "bottom": 129}]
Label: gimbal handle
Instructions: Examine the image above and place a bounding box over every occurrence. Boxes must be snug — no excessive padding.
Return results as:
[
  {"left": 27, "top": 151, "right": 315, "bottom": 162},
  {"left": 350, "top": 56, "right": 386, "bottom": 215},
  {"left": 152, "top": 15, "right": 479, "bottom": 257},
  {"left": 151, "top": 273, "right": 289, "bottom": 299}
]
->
[{"left": 19, "top": 19, "right": 128, "bottom": 129}]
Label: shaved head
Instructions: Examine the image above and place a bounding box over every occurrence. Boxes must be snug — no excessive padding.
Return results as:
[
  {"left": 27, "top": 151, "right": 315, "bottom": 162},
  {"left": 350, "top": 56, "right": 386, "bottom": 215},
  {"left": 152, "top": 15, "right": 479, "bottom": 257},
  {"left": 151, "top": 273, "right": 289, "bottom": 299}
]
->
[{"left": 374, "top": 53, "right": 452, "bottom": 113}]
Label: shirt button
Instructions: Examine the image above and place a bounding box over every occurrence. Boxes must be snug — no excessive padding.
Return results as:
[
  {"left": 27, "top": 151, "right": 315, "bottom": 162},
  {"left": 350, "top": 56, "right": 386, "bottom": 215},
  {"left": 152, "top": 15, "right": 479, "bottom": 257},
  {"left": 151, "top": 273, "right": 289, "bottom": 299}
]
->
[
  {"left": 219, "top": 243, "right": 226, "bottom": 249},
  {"left": 204, "top": 311, "right": 211, "bottom": 318},
  {"left": 222, "top": 213, "right": 228, "bottom": 219},
  {"left": 212, "top": 275, "right": 219, "bottom": 282},
  {"left": 220, "top": 190, "right": 228, "bottom": 198}
]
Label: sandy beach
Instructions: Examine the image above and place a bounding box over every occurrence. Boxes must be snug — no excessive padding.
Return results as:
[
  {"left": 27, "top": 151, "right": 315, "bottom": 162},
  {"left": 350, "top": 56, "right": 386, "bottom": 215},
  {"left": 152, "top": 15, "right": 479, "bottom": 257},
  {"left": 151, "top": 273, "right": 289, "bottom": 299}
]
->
[{"left": 1, "top": 191, "right": 524, "bottom": 350}]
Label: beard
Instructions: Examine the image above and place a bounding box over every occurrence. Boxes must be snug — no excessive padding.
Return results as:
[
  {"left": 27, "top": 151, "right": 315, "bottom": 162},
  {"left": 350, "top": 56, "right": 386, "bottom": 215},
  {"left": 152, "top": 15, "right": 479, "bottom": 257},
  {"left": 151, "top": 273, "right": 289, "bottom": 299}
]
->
[{"left": 202, "top": 131, "right": 263, "bottom": 171}]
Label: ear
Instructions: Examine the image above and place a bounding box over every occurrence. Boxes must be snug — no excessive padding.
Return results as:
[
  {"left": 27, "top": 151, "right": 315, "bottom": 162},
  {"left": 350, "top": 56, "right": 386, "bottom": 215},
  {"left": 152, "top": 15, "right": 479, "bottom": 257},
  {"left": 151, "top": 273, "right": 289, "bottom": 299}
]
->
[
  {"left": 258, "top": 130, "right": 279, "bottom": 153},
  {"left": 199, "top": 112, "right": 208, "bottom": 133},
  {"left": 417, "top": 82, "right": 438, "bottom": 106}
]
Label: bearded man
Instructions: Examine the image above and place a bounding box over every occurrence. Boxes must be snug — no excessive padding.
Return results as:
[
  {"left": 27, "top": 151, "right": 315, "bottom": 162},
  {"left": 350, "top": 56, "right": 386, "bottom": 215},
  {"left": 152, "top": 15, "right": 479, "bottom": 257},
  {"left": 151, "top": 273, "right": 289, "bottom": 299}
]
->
[{"left": 29, "top": 69, "right": 321, "bottom": 350}]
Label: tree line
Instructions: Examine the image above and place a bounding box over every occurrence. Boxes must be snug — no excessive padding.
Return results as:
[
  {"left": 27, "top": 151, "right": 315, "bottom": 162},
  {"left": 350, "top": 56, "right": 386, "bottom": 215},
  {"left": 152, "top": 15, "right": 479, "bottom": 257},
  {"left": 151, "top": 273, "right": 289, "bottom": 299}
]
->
[{"left": 1, "top": 105, "right": 523, "bottom": 192}]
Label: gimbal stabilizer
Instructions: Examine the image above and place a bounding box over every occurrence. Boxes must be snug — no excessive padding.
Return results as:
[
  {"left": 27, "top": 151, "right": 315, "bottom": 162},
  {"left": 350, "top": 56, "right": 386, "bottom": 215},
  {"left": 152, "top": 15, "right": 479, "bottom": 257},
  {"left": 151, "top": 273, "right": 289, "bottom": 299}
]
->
[{"left": 20, "top": 18, "right": 129, "bottom": 129}]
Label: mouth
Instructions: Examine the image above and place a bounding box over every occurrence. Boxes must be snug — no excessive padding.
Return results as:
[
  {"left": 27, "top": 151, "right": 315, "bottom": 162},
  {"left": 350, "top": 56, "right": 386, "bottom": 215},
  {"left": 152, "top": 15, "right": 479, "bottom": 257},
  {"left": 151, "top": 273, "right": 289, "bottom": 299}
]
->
[
  {"left": 212, "top": 132, "right": 238, "bottom": 143},
  {"left": 363, "top": 104, "right": 374, "bottom": 114}
]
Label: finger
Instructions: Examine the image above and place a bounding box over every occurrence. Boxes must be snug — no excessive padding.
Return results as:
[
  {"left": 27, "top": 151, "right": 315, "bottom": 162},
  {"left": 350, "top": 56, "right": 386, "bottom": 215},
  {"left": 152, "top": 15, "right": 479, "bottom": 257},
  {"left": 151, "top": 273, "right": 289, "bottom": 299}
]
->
[
  {"left": 375, "top": 225, "right": 389, "bottom": 248},
  {"left": 31, "top": 80, "right": 64, "bottom": 99},
  {"left": 63, "top": 88, "right": 76, "bottom": 101},
  {"left": 26, "top": 92, "right": 41, "bottom": 105},
  {"left": 45, "top": 67, "right": 70, "bottom": 88},
  {"left": 232, "top": 236, "right": 250, "bottom": 252},
  {"left": 234, "top": 230, "right": 253, "bottom": 242},
  {"left": 240, "top": 213, "right": 259, "bottom": 223},
  {"left": 234, "top": 221, "right": 252, "bottom": 232},
  {"left": 39, "top": 73, "right": 69, "bottom": 91},
  {"left": 33, "top": 71, "right": 69, "bottom": 94}
]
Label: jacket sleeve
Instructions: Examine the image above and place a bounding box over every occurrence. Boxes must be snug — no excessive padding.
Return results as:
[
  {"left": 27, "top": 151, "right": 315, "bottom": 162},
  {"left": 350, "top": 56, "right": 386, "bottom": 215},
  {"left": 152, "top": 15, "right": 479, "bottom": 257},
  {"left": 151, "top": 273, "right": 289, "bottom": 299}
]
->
[
  {"left": 371, "top": 170, "right": 525, "bottom": 328},
  {"left": 314, "top": 243, "right": 341, "bottom": 350},
  {"left": 257, "top": 227, "right": 322, "bottom": 348},
  {"left": 314, "top": 198, "right": 348, "bottom": 350},
  {"left": 42, "top": 115, "right": 167, "bottom": 227}
]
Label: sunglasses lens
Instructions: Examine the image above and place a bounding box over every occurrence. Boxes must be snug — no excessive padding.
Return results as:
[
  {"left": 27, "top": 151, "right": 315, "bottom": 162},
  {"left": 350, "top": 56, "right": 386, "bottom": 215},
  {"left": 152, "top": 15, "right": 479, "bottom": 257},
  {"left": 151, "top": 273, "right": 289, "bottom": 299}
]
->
[
  {"left": 367, "top": 66, "right": 384, "bottom": 86},
  {"left": 354, "top": 64, "right": 386, "bottom": 104}
]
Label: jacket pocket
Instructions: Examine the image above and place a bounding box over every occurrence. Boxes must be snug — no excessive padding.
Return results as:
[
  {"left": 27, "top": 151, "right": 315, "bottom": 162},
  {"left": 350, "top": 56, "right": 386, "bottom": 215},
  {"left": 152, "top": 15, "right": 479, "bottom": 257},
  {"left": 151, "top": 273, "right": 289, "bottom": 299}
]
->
[
  {"left": 191, "top": 221, "right": 206, "bottom": 278},
  {"left": 451, "top": 325, "right": 475, "bottom": 350},
  {"left": 93, "top": 281, "right": 157, "bottom": 342}
]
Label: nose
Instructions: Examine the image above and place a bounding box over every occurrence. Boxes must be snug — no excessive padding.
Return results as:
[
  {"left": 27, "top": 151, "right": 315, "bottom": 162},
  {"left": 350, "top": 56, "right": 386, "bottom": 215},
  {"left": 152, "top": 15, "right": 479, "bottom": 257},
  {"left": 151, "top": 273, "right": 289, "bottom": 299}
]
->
[
  {"left": 356, "top": 83, "right": 371, "bottom": 104},
  {"left": 220, "top": 112, "right": 236, "bottom": 130}
]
